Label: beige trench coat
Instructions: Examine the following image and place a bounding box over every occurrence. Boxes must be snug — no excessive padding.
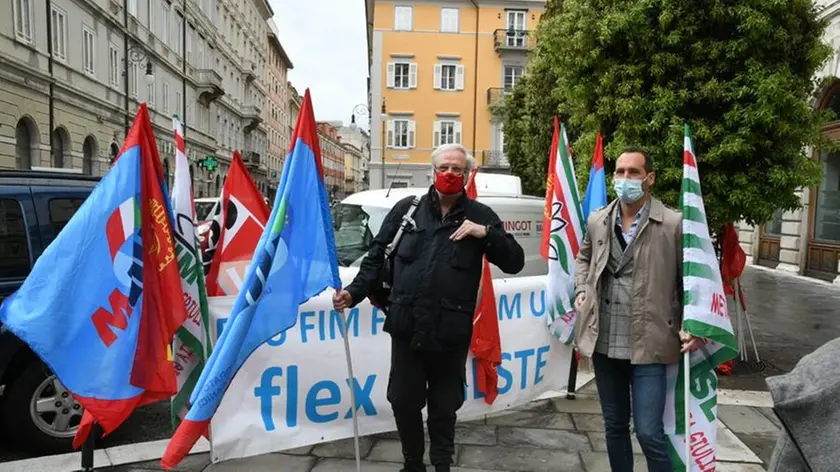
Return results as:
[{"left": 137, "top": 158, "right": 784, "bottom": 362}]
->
[{"left": 573, "top": 197, "right": 683, "bottom": 365}]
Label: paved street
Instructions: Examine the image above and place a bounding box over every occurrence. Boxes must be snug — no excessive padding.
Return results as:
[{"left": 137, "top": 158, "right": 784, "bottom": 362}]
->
[
  {"left": 718, "top": 267, "right": 840, "bottom": 391},
  {"left": 86, "top": 382, "right": 775, "bottom": 472},
  {"left": 1, "top": 265, "right": 837, "bottom": 464}
]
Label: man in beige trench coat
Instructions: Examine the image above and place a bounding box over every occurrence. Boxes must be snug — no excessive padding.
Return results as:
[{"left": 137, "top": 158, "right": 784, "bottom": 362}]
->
[{"left": 573, "top": 147, "right": 704, "bottom": 472}]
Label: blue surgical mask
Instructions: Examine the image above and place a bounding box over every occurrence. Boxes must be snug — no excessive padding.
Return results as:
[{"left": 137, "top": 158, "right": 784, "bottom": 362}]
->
[{"left": 613, "top": 178, "right": 645, "bottom": 203}]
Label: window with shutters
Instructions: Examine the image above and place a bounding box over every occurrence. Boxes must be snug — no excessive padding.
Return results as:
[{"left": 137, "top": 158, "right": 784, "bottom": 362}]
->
[
  {"left": 163, "top": 82, "right": 170, "bottom": 113},
  {"left": 83, "top": 27, "right": 95, "bottom": 75},
  {"left": 109, "top": 44, "right": 120, "bottom": 86},
  {"left": 387, "top": 62, "right": 417, "bottom": 89},
  {"left": 51, "top": 7, "right": 67, "bottom": 62},
  {"left": 394, "top": 6, "right": 413, "bottom": 30},
  {"left": 388, "top": 119, "right": 415, "bottom": 149},
  {"left": 441, "top": 8, "right": 458, "bottom": 33},
  {"left": 436, "top": 64, "right": 464, "bottom": 91},
  {"left": 129, "top": 62, "right": 139, "bottom": 98},
  {"left": 504, "top": 65, "right": 524, "bottom": 89},
  {"left": 434, "top": 121, "right": 461, "bottom": 147},
  {"left": 13, "top": 0, "right": 33, "bottom": 43}
]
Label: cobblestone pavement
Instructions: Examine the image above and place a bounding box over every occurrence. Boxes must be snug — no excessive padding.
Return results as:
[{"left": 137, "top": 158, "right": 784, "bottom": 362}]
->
[{"left": 98, "top": 383, "right": 777, "bottom": 472}]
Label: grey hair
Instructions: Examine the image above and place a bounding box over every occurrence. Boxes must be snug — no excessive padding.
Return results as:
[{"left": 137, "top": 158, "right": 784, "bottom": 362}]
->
[{"left": 431, "top": 143, "right": 476, "bottom": 173}]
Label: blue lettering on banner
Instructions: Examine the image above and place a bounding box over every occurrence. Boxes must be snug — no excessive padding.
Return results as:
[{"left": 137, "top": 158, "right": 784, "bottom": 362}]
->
[
  {"left": 330, "top": 308, "right": 359, "bottom": 339},
  {"left": 468, "top": 344, "right": 551, "bottom": 400},
  {"left": 371, "top": 307, "right": 386, "bottom": 335},
  {"left": 529, "top": 290, "right": 546, "bottom": 318},
  {"left": 266, "top": 330, "right": 287, "bottom": 347},
  {"left": 498, "top": 293, "right": 522, "bottom": 320},
  {"left": 306, "top": 381, "right": 341, "bottom": 423},
  {"left": 254, "top": 364, "right": 379, "bottom": 431},
  {"left": 300, "top": 311, "right": 316, "bottom": 342}
]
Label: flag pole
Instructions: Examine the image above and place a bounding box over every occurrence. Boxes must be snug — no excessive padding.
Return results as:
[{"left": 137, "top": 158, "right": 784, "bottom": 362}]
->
[
  {"left": 339, "top": 309, "right": 362, "bottom": 472},
  {"left": 81, "top": 423, "right": 97, "bottom": 471},
  {"left": 683, "top": 351, "right": 691, "bottom": 467}
]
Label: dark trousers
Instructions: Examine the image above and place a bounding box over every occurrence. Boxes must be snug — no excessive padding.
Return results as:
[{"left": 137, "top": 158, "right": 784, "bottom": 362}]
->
[
  {"left": 387, "top": 336, "right": 469, "bottom": 470},
  {"left": 592, "top": 353, "right": 672, "bottom": 472}
]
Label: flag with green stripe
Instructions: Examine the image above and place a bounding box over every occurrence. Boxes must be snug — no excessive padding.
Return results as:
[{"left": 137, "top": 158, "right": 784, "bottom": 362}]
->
[
  {"left": 664, "top": 124, "right": 738, "bottom": 471},
  {"left": 542, "top": 117, "right": 585, "bottom": 343},
  {"left": 170, "top": 116, "right": 212, "bottom": 429}
]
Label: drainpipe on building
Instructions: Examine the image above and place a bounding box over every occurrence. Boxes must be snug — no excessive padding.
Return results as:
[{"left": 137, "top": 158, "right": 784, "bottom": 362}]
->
[
  {"left": 470, "top": 0, "right": 479, "bottom": 158},
  {"left": 123, "top": 0, "right": 129, "bottom": 136},
  {"left": 46, "top": 0, "right": 55, "bottom": 165}
]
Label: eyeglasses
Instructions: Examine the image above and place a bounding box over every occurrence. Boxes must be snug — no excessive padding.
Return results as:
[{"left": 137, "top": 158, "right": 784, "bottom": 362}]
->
[{"left": 434, "top": 165, "right": 465, "bottom": 175}]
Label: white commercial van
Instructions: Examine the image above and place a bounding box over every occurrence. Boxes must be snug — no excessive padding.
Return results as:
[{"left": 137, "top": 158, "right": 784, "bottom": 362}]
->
[{"left": 332, "top": 174, "right": 547, "bottom": 279}]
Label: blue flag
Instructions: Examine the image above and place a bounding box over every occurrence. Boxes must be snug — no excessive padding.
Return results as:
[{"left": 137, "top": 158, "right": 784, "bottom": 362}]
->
[
  {"left": 162, "top": 89, "right": 341, "bottom": 468},
  {"left": 582, "top": 131, "right": 608, "bottom": 220}
]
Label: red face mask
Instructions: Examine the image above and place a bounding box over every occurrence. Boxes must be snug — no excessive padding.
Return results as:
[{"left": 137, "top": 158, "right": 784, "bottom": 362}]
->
[{"left": 434, "top": 171, "right": 464, "bottom": 195}]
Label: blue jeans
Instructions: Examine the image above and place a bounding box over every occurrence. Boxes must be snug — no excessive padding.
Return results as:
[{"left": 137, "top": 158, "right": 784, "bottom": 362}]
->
[{"left": 592, "top": 353, "right": 672, "bottom": 472}]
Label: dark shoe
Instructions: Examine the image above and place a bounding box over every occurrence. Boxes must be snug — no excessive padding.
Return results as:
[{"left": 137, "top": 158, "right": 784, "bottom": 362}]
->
[
  {"left": 400, "top": 459, "right": 425, "bottom": 472},
  {"left": 434, "top": 464, "right": 451, "bottom": 472}
]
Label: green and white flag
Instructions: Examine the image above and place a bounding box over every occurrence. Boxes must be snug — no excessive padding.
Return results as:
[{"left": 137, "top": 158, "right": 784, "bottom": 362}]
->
[
  {"left": 170, "top": 116, "right": 212, "bottom": 428},
  {"left": 542, "top": 118, "right": 585, "bottom": 344},
  {"left": 664, "top": 124, "right": 739, "bottom": 471}
]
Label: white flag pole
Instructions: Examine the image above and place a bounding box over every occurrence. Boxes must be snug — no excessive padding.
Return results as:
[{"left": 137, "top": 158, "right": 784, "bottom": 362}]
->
[
  {"left": 340, "top": 308, "right": 362, "bottom": 472},
  {"left": 684, "top": 351, "right": 691, "bottom": 468}
]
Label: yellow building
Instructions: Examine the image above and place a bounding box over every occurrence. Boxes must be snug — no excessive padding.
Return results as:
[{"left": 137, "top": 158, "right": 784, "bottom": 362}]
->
[{"left": 366, "top": 0, "right": 544, "bottom": 189}]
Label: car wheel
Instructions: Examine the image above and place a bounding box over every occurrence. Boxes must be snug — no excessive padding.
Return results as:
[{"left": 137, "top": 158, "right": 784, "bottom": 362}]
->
[{"left": 1, "top": 361, "right": 82, "bottom": 455}]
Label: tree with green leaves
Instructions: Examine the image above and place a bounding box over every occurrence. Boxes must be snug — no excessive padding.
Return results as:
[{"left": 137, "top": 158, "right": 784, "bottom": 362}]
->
[{"left": 502, "top": 0, "right": 834, "bottom": 233}]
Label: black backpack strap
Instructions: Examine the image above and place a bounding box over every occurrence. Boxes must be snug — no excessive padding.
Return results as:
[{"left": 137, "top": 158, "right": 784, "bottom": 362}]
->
[{"left": 384, "top": 196, "right": 421, "bottom": 259}]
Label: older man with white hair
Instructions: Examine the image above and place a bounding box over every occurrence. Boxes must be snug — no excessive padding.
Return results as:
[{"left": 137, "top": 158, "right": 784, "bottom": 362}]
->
[{"left": 333, "top": 143, "right": 524, "bottom": 472}]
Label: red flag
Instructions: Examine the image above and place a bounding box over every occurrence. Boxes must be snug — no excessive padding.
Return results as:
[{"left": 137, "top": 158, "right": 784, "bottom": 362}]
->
[
  {"left": 74, "top": 104, "right": 188, "bottom": 448},
  {"left": 720, "top": 223, "right": 747, "bottom": 306},
  {"left": 466, "top": 169, "right": 502, "bottom": 404},
  {"left": 203, "top": 151, "right": 270, "bottom": 296}
]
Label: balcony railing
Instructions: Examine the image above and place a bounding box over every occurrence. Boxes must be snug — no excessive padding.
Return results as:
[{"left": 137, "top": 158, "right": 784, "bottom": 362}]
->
[
  {"left": 480, "top": 150, "right": 510, "bottom": 168},
  {"left": 494, "top": 29, "right": 535, "bottom": 52}
]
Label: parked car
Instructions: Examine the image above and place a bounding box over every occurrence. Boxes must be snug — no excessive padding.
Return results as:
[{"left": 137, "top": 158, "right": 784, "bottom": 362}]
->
[{"left": 0, "top": 170, "right": 99, "bottom": 454}]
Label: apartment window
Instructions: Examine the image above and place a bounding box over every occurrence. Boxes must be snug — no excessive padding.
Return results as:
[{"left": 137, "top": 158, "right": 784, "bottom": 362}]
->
[
  {"left": 129, "top": 62, "right": 138, "bottom": 97},
  {"left": 51, "top": 7, "right": 67, "bottom": 61},
  {"left": 441, "top": 8, "right": 458, "bottom": 33},
  {"left": 504, "top": 65, "right": 524, "bottom": 89},
  {"left": 387, "top": 62, "right": 417, "bottom": 89},
  {"left": 147, "top": 0, "right": 154, "bottom": 31},
  {"left": 176, "top": 14, "right": 183, "bottom": 55},
  {"left": 163, "top": 82, "right": 170, "bottom": 113},
  {"left": 162, "top": 4, "right": 170, "bottom": 45},
  {"left": 435, "top": 64, "right": 464, "bottom": 91},
  {"left": 13, "top": 0, "right": 33, "bottom": 43},
  {"left": 175, "top": 91, "right": 182, "bottom": 118},
  {"left": 394, "top": 6, "right": 412, "bottom": 31},
  {"left": 82, "top": 27, "right": 95, "bottom": 75},
  {"left": 387, "top": 119, "right": 415, "bottom": 149},
  {"left": 505, "top": 10, "right": 527, "bottom": 47},
  {"left": 147, "top": 83, "right": 155, "bottom": 107},
  {"left": 128, "top": 0, "right": 137, "bottom": 17},
  {"left": 109, "top": 44, "right": 120, "bottom": 86},
  {"left": 433, "top": 120, "right": 462, "bottom": 147}
]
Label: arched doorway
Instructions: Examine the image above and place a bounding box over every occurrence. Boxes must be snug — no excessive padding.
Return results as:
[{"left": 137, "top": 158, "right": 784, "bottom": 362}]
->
[
  {"left": 807, "top": 82, "right": 840, "bottom": 279},
  {"left": 82, "top": 135, "right": 97, "bottom": 175},
  {"left": 15, "top": 117, "right": 39, "bottom": 170},
  {"left": 52, "top": 127, "right": 70, "bottom": 169}
]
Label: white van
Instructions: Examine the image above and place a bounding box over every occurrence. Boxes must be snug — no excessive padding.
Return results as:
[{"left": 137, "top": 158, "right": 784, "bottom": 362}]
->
[{"left": 332, "top": 179, "right": 547, "bottom": 279}]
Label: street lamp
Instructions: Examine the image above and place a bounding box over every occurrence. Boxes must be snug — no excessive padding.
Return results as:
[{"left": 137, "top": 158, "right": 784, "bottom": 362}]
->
[{"left": 123, "top": 46, "right": 154, "bottom": 134}]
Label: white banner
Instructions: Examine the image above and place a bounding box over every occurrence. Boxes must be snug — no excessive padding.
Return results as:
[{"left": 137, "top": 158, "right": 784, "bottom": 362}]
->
[{"left": 207, "top": 271, "right": 571, "bottom": 463}]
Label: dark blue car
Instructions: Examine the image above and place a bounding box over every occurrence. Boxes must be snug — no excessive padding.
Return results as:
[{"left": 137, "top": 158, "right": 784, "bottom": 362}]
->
[{"left": 0, "top": 170, "right": 98, "bottom": 454}]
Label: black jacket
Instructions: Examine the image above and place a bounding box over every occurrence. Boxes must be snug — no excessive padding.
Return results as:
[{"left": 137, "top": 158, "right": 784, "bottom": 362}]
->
[{"left": 345, "top": 186, "right": 525, "bottom": 350}]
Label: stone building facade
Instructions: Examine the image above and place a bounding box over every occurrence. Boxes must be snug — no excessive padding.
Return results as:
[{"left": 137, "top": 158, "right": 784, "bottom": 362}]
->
[
  {"left": 265, "top": 18, "right": 293, "bottom": 201},
  {"left": 317, "top": 122, "right": 346, "bottom": 201},
  {"left": 2, "top": 0, "right": 286, "bottom": 201}
]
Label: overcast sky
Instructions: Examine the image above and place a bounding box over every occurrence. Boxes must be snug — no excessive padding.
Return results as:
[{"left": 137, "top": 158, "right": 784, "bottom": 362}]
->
[{"left": 269, "top": 0, "right": 370, "bottom": 130}]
